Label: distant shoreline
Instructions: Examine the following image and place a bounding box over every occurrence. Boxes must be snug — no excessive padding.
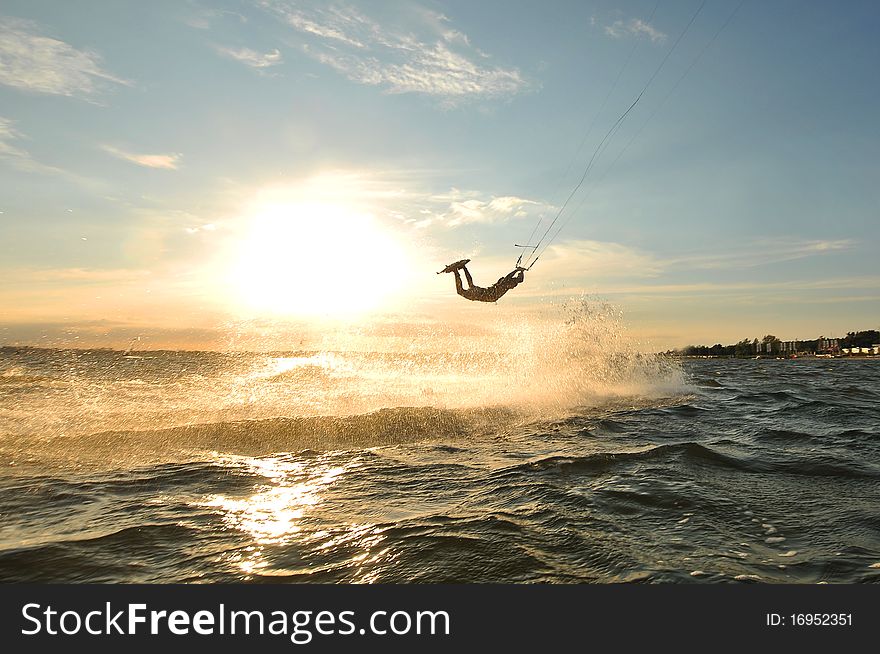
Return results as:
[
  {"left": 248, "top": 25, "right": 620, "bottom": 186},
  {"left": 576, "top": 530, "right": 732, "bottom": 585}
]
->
[
  {"left": 674, "top": 354, "right": 879, "bottom": 360},
  {"left": 3, "top": 344, "right": 879, "bottom": 361},
  {"left": 0, "top": 345, "right": 300, "bottom": 357}
]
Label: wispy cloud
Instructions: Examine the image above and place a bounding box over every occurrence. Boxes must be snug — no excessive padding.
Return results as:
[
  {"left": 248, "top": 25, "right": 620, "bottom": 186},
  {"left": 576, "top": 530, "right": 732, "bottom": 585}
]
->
[
  {"left": 259, "top": 1, "right": 529, "bottom": 102},
  {"left": 184, "top": 223, "right": 217, "bottom": 235},
  {"left": 0, "top": 15, "right": 129, "bottom": 97},
  {"left": 0, "top": 116, "right": 63, "bottom": 174},
  {"left": 216, "top": 45, "right": 283, "bottom": 72},
  {"left": 599, "top": 276, "right": 880, "bottom": 298},
  {"left": 527, "top": 240, "right": 664, "bottom": 283},
  {"left": 183, "top": 6, "right": 248, "bottom": 30},
  {"left": 0, "top": 117, "right": 114, "bottom": 190},
  {"left": 604, "top": 18, "right": 667, "bottom": 44},
  {"left": 663, "top": 239, "right": 856, "bottom": 270},
  {"left": 237, "top": 170, "right": 551, "bottom": 230},
  {"left": 407, "top": 189, "right": 551, "bottom": 228},
  {"left": 2, "top": 266, "right": 154, "bottom": 285},
  {"left": 274, "top": 4, "right": 367, "bottom": 48},
  {"left": 446, "top": 195, "right": 543, "bottom": 227},
  {"left": 101, "top": 145, "right": 181, "bottom": 170},
  {"left": 0, "top": 116, "right": 36, "bottom": 167},
  {"left": 521, "top": 237, "right": 858, "bottom": 288}
]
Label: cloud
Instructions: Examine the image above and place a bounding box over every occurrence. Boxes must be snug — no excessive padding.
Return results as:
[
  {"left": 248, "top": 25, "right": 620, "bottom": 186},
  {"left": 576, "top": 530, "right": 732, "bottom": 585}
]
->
[
  {"left": 409, "top": 189, "right": 551, "bottom": 228},
  {"left": 0, "top": 116, "right": 34, "bottom": 165},
  {"left": 228, "top": 171, "right": 549, "bottom": 232},
  {"left": 183, "top": 6, "right": 248, "bottom": 30},
  {"left": 185, "top": 223, "right": 217, "bottom": 234},
  {"left": 216, "top": 45, "right": 283, "bottom": 72},
  {"left": 588, "top": 276, "right": 880, "bottom": 307},
  {"left": 259, "top": 1, "right": 528, "bottom": 102},
  {"left": 604, "top": 18, "right": 667, "bottom": 44},
  {"left": 101, "top": 145, "right": 181, "bottom": 170},
  {"left": 550, "top": 237, "right": 855, "bottom": 277},
  {"left": 271, "top": 4, "right": 367, "bottom": 48},
  {"left": 2, "top": 266, "right": 154, "bottom": 285},
  {"left": 307, "top": 42, "right": 525, "bottom": 100},
  {"left": 663, "top": 239, "right": 856, "bottom": 270},
  {"left": 447, "top": 196, "right": 540, "bottom": 226},
  {"left": 541, "top": 239, "right": 664, "bottom": 279},
  {"left": 0, "top": 15, "right": 129, "bottom": 97},
  {"left": 507, "top": 237, "right": 861, "bottom": 295},
  {"left": 488, "top": 235, "right": 865, "bottom": 308},
  {"left": 0, "top": 116, "right": 62, "bottom": 174},
  {"left": 0, "top": 116, "right": 112, "bottom": 188}
]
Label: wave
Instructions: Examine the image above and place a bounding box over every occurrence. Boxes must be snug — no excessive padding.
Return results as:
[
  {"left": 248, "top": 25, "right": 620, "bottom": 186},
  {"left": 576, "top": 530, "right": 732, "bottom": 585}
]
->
[
  {"left": 0, "top": 523, "right": 207, "bottom": 583},
  {"left": 117, "top": 405, "right": 522, "bottom": 449},
  {"left": 753, "top": 428, "right": 815, "bottom": 443},
  {"left": 658, "top": 403, "right": 707, "bottom": 417},
  {"left": 730, "top": 390, "right": 809, "bottom": 404},
  {"left": 0, "top": 375, "right": 52, "bottom": 385},
  {"left": 493, "top": 442, "right": 747, "bottom": 476},
  {"left": 752, "top": 427, "right": 878, "bottom": 448},
  {"left": 0, "top": 406, "right": 526, "bottom": 471},
  {"left": 0, "top": 369, "right": 60, "bottom": 386},
  {"left": 494, "top": 442, "right": 880, "bottom": 480},
  {"left": 834, "top": 385, "right": 880, "bottom": 400}
]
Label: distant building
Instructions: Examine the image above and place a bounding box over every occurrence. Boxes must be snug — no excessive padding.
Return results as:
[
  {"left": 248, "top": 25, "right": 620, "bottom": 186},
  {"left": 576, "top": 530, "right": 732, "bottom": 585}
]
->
[
  {"left": 842, "top": 346, "right": 877, "bottom": 355},
  {"left": 817, "top": 338, "right": 840, "bottom": 354}
]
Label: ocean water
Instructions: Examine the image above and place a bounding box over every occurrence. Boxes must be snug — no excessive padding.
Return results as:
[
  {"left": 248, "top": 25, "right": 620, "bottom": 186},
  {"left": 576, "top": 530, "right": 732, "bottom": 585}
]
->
[{"left": 1, "top": 311, "right": 879, "bottom": 583}]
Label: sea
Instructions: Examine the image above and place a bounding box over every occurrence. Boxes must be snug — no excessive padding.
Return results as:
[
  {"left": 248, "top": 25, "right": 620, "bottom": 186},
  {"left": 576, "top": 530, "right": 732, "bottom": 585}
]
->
[{"left": 2, "top": 307, "right": 879, "bottom": 583}]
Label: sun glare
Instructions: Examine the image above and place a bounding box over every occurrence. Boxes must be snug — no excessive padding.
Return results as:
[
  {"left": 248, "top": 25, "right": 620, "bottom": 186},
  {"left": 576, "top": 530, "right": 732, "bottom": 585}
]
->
[{"left": 227, "top": 200, "right": 410, "bottom": 317}]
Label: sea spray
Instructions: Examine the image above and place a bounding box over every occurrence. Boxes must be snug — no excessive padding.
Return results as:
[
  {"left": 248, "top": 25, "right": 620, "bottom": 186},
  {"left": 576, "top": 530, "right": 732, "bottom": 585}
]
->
[
  {"left": 0, "top": 300, "right": 686, "bottom": 469},
  {"left": 499, "top": 298, "right": 687, "bottom": 411}
]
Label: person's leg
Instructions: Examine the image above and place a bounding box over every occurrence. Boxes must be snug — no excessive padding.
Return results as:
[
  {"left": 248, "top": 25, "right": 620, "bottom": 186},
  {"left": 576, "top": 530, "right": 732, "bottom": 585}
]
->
[
  {"left": 453, "top": 270, "right": 465, "bottom": 296},
  {"left": 463, "top": 266, "right": 475, "bottom": 289}
]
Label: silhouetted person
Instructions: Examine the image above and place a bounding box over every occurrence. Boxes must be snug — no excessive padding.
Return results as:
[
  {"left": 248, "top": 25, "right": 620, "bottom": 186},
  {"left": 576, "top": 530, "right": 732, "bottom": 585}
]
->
[{"left": 441, "top": 260, "right": 525, "bottom": 303}]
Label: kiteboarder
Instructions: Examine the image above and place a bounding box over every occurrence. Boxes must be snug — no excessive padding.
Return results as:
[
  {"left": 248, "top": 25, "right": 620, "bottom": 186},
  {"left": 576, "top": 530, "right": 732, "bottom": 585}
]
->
[{"left": 439, "top": 259, "right": 525, "bottom": 303}]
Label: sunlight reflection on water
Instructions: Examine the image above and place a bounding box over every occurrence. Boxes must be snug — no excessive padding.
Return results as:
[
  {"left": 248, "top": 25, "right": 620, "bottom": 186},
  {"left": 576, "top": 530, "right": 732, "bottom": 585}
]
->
[{"left": 199, "top": 455, "right": 347, "bottom": 575}]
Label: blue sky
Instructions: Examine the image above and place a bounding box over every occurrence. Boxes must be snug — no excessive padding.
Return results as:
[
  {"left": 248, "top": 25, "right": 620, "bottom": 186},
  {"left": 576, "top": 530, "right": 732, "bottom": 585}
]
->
[{"left": 0, "top": 0, "right": 877, "bottom": 350}]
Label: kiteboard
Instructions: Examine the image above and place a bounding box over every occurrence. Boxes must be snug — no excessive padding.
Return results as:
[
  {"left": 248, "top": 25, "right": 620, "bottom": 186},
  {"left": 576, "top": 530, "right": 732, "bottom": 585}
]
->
[{"left": 437, "top": 259, "right": 470, "bottom": 274}]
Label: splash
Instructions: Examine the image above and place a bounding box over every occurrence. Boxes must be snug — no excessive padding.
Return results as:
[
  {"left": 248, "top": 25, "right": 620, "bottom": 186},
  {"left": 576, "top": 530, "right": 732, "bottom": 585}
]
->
[
  {"left": 506, "top": 298, "right": 687, "bottom": 411},
  {"left": 0, "top": 299, "right": 685, "bottom": 469},
  {"left": 224, "top": 298, "right": 685, "bottom": 418}
]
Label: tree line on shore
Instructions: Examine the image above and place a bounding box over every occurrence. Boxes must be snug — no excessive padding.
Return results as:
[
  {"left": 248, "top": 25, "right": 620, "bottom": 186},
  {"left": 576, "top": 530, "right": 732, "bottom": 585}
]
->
[{"left": 675, "top": 330, "right": 879, "bottom": 357}]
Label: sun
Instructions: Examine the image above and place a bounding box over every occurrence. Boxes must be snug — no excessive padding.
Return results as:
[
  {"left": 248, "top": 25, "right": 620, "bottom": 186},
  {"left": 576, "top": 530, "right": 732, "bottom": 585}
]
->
[{"left": 227, "top": 201, "right": 411, "bottom": 317}]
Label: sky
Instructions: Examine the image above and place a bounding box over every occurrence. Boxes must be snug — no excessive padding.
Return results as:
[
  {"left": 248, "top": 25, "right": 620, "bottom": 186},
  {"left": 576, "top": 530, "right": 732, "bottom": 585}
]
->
[{"left": 0, "top": 0, "right": 878, "bottom": 351}]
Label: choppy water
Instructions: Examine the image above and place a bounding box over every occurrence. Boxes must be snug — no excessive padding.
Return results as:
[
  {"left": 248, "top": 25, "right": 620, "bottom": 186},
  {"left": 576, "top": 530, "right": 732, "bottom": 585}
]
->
[{"left": 1, "top": 321, "right": 879, "bottom": 583}]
